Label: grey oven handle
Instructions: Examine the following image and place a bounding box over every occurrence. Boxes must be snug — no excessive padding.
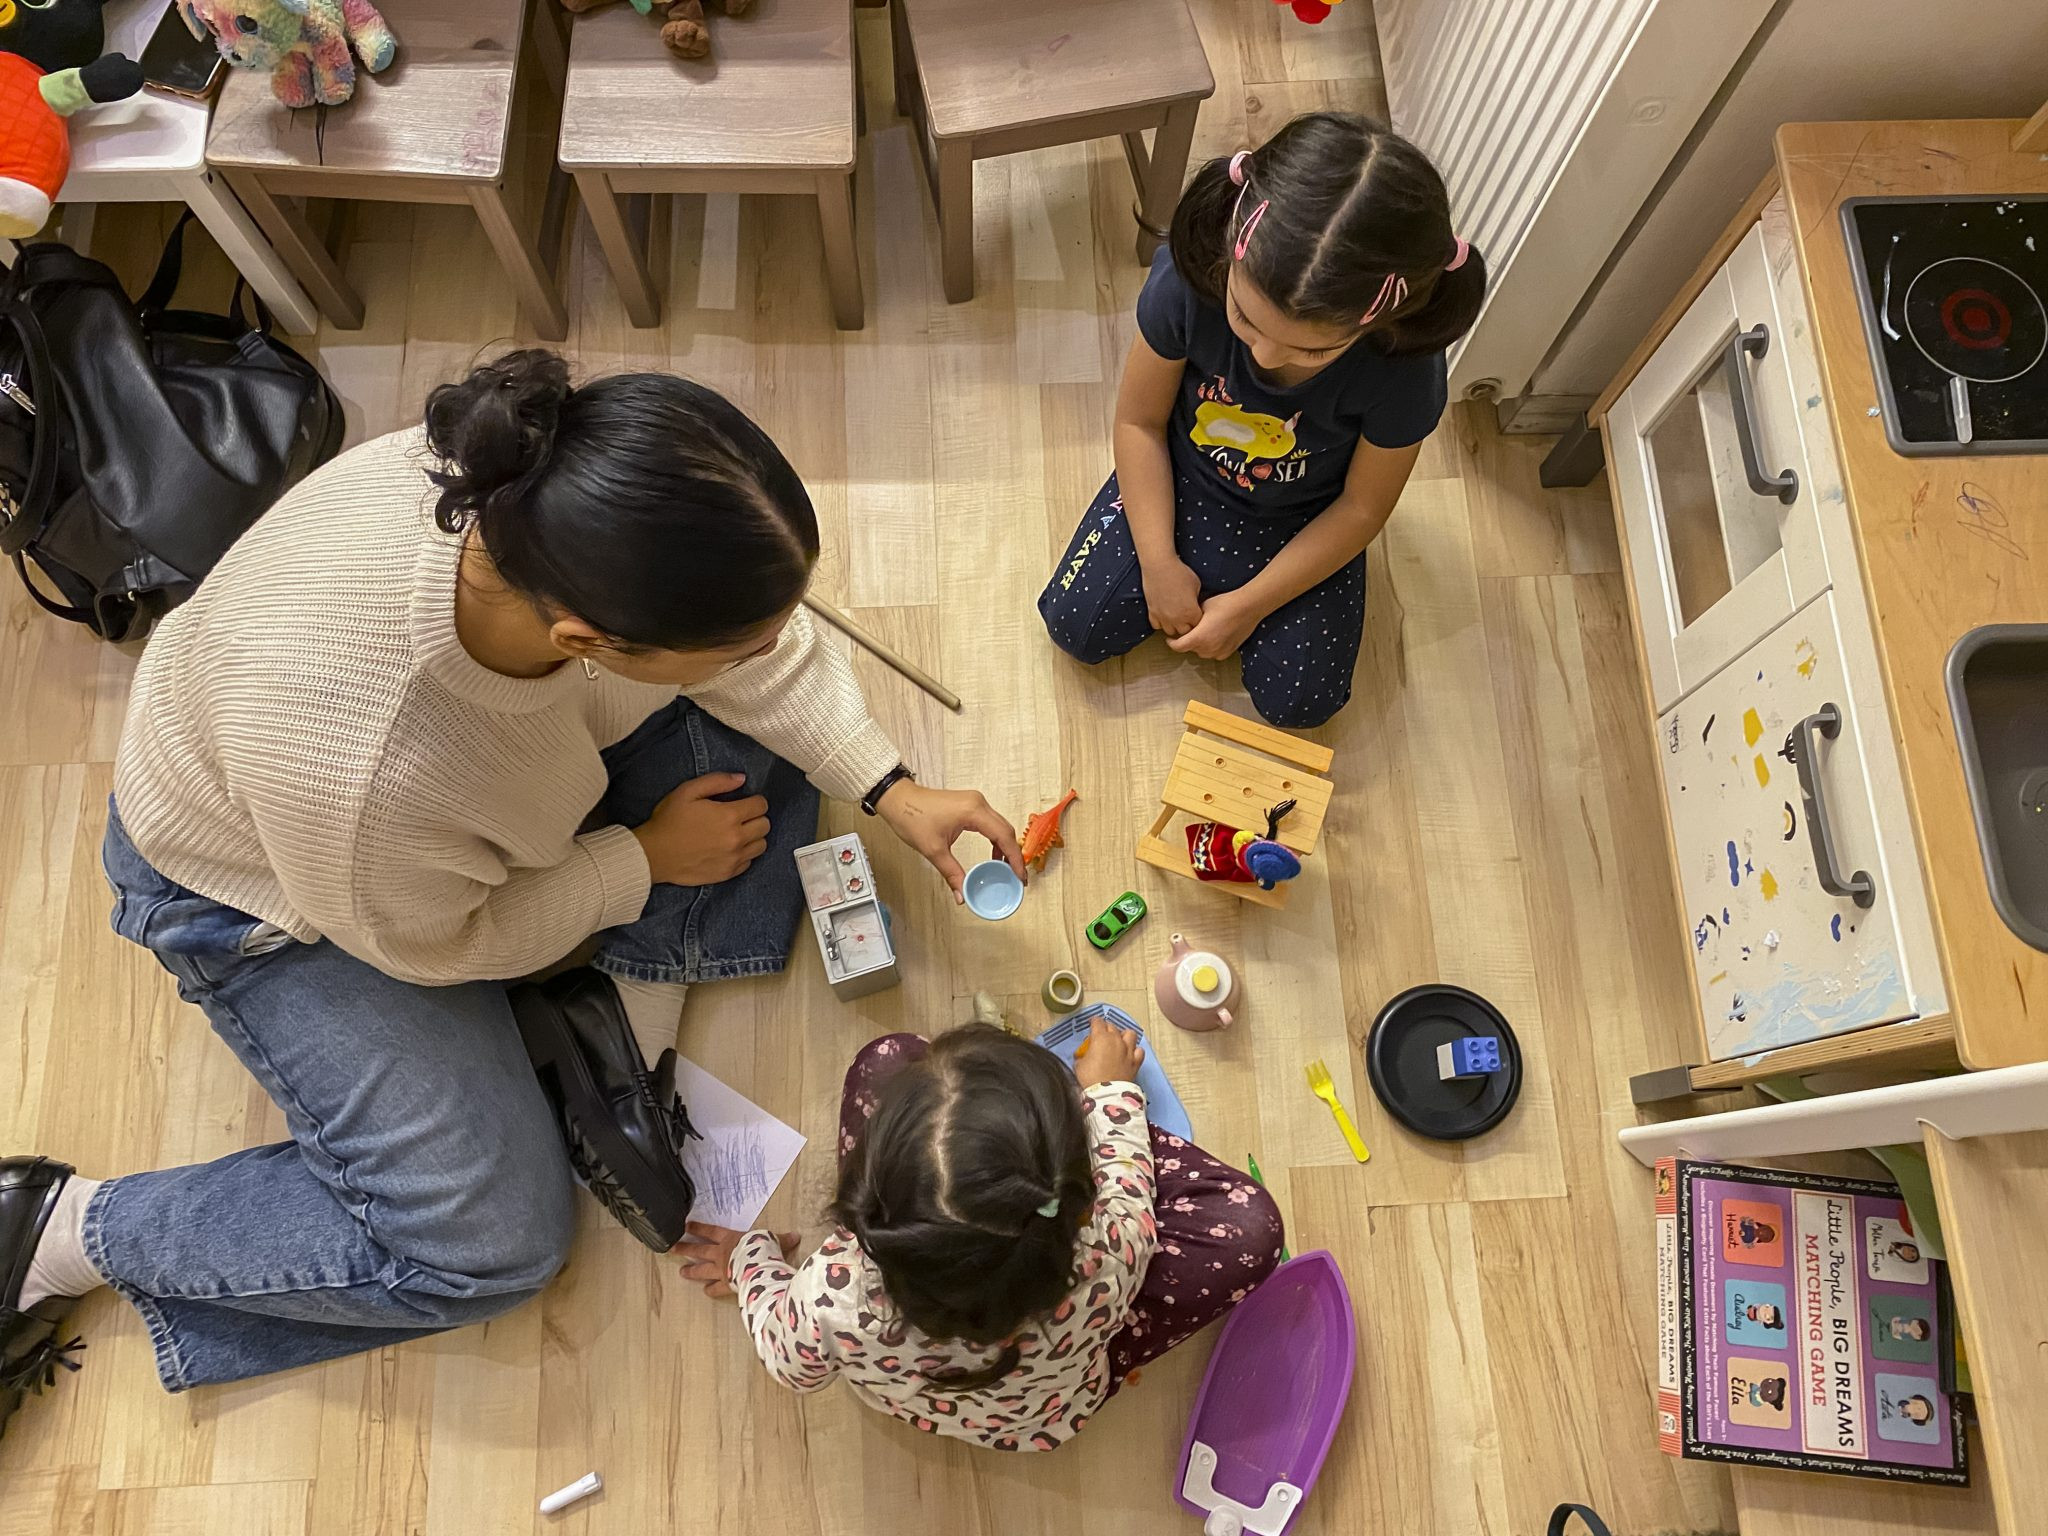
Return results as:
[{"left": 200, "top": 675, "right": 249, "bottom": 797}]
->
[
  {"left": 1723, "top": 325, "right": 1800, "bottom": 505},
  {"left": 1793, "top": 704, "right": 1875, "bottom": 909}
]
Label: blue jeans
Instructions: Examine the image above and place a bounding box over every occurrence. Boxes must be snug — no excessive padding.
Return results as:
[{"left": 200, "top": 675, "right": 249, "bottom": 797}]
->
[{"left": 90, "top": 700, "right": 819, "bottom": 1390}]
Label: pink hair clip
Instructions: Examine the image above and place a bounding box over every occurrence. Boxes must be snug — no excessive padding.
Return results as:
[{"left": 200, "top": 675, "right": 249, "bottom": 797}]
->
[
  {"left": 1228, "top": 152, "right": 1267, "bottom": 261},
  {"left": 1446, "top": 237, "right": 1471, "bottom": 272},
  {"left": 1358, "top": 271, "right": 1408, "bottom": 326}
]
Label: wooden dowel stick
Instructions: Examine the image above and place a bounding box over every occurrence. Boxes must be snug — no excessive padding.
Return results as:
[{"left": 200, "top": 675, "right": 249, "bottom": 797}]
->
[{"left": 804, "top": 595, "right": 963, "bottom": 713}]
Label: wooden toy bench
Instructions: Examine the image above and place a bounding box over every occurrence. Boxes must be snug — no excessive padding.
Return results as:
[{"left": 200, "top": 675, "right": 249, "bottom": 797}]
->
[{"left": 1136, "top": 702, "right": 1334, "bottom": 910}]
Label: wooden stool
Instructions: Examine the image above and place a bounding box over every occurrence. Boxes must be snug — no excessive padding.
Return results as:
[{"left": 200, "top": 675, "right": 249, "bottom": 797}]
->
[
  {"left": 892, "top": 0, "right": 1213, "bottom": 303},
  {"left": 205, "top": 0, "right": 573, "bottom": 340},
  {"left": 1136, "top": 702, "right": 1334, "bottom": 910},
  {"left": 559, "top": 0, "right": 863, "bottom": 331}
]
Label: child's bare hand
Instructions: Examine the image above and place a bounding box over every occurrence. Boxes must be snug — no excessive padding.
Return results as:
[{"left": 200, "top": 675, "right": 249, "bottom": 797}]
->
[
  {"left": 673, "top": 1223, "right": 801, "bottom": 1301},
  {"left": 1142, "top": 558, "right": 1204, "bottom": 638},
  {"left": 1074, "top": 1015, "right": 1145, "bottom": 1089}
]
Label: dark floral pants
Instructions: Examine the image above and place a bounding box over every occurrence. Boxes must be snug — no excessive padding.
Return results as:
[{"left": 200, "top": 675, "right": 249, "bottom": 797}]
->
[{"left": 839, "top": 1033, "right": 1284, "bottom": 1386}]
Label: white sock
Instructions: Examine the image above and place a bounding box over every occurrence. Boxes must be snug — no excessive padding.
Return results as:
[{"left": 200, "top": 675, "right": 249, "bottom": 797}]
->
[
  {"left": 18, "top": 1174, "right": 105, "bottom": 1312},
  {"left": 611, "top": 977, "right": 689, "bottom": 1062}
]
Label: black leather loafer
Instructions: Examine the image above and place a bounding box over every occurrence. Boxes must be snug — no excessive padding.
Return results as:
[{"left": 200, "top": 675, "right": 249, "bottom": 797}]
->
[
  {"left": 511, "top": 969, "right": 700, "bottom": 1252},
  {"left": 1, "top": 1156, "right": 86, "bottom": 1442}
]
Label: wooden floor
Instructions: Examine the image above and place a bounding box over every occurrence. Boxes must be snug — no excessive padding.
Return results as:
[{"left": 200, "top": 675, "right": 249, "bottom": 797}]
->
[{"left": 1, "top": 5, "right": 1741, "bottom": 1533}]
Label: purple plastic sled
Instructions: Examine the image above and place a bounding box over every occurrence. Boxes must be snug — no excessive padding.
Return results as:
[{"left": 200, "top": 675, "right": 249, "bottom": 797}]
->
[{"left": 1173, "top": 1251, "right": 1355, "bottom": 1536}]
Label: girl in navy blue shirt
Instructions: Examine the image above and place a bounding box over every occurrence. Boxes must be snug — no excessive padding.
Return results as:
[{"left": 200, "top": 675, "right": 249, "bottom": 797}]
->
[{"left": 1039, "top": 113, "right": 1486, "bottom": 728}]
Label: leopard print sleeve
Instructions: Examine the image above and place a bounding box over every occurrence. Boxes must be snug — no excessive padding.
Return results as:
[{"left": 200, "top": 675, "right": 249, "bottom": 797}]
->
[
  {"left": 1080, "top": 1083, "right": 1159, "bottom": 1314},
  {"left": 730, "top": 1230, "right": 844, "bottom": 1395}
]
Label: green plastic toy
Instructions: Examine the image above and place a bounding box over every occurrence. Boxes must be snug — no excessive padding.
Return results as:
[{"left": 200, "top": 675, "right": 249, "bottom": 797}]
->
[{"left": 1086, "top": 891, "right": 1147, "bottom": 950}]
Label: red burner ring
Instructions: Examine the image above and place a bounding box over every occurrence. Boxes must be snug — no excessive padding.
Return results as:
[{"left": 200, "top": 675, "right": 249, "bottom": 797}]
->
[{"left": 1940, "top": 287, "right": 2011, "bottom": 351}]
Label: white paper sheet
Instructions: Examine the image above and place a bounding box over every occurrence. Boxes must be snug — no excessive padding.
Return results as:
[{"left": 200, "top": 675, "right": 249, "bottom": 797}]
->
[{"left": 673, "top": 1056, "right": 807, "bottom": 1231}]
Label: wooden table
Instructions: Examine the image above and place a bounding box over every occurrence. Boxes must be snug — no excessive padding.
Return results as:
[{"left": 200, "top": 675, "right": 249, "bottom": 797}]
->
[
  {"left": 557, "top": 0, "right": 862, "bottom": 330},
  {"left": 205, "top": 0, "right": 572, "bottom": 339},
  {"left": 48, "top": 0, "right": 319, "bottom": 333},
  {"left": 1778, "top": 121, "right": 2048, "bottom": 1071},
  {"left": 892, "top": 0, "right": 1213, "bottom": 302}
]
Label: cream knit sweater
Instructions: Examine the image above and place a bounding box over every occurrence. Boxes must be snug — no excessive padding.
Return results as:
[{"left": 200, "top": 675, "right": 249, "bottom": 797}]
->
[{"left": 114, "top": 427, "right": 900, "bottom": 986}]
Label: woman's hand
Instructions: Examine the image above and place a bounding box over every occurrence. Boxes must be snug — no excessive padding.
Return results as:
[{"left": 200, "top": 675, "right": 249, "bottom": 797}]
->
[
  {"left": 1166, "top": 590, "right": 1264, "bottom": 661},
  {"left": 1142, "top": 557, "right": 1205, "bottom": 639},
  {"left": 631, "top": 772, "right": 771, "bottom": 887},
  {"left": 674, "top": 1221, "right": 800, "bottom": 1300},
  {"left": 874, "top": 780, "right": 1026, "bottom": 904},
  {"left": 1074, "top": 1014, "right": 1146, "bottom": 1090}
]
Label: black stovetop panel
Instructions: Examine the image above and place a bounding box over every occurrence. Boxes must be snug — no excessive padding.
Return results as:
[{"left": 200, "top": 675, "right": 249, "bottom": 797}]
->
[{"left": 1842, "top": 196, "right": 2048, "bottom": 456}]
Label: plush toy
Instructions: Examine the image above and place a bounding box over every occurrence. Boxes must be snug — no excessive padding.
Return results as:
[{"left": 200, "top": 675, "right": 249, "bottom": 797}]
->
[
  {"left": 559, "top": 0, "right": 753, "bottom": 63},
  {"left": 1186, "top": 798, "right": 1304, "bottom": 892},
  {"left": 176, "top": 0, "right": 396, "bottom": 109},
  {"left": 0, "top": 0, "right": 143, "bottom": 239}
]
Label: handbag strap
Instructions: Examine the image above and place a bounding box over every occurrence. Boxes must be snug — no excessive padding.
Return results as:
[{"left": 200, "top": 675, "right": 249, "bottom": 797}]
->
[
  {"left": 1548, "top": 1505, "right": 1614, "bottom": 1536},
  {"left": 11, "top": 553, "right": 95, "bottom": 626},
  {"left": 0, "top": 295, "right": 62, "bottom": 555},
  {"left": 137, "top": 209, "right": 198, "bottom": 319}
]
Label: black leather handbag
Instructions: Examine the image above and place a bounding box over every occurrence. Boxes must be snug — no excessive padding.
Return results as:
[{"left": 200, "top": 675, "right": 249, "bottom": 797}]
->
[{"left": 0, "top": 215, "right": 342, "bottom": 642}]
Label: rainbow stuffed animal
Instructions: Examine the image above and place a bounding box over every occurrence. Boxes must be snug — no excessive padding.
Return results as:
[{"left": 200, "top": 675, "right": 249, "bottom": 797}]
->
[{"left": 176, "top": 0, "right": 396, "bottom": 109}]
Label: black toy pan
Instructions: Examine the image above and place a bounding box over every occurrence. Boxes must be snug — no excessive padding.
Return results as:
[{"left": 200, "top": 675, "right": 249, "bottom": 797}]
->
[{"left": 1365, "top": 984, "right": 1522, "bottom": 1142}]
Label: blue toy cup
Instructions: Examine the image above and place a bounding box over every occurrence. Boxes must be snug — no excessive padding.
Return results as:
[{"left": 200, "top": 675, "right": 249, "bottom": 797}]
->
[{"left": 962, "top": 859, "right": 1024, "bottom": 920}]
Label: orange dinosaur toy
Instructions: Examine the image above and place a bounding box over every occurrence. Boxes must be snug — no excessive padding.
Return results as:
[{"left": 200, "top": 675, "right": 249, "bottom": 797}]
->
[{"left": 1021, "top": 789, "right": 1079, "bottom": 871}]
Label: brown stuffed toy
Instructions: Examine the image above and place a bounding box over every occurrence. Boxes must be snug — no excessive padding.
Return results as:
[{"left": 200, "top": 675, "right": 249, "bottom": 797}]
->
[{"left": 560, "top": 0, "right": 751, "bottom": 61}]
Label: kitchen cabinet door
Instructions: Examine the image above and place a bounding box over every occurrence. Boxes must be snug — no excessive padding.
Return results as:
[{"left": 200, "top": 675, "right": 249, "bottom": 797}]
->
[
  {"left": 1611, "top": 225, "right": 1832, "bottom": 712},
  {"left": 1658, "top": 594, "right": 1936, "bottom": 1061}
]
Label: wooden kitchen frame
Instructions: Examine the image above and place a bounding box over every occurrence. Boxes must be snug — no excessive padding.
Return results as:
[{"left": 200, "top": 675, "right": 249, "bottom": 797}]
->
[{"left": 1591, "top": 123, "right": 2048, "bottom": 1095}]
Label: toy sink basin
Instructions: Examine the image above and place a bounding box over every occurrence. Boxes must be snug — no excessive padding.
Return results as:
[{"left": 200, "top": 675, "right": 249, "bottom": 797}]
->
[{"left": 1175, "top": 1252, "right": 1355, "bottom": 1536}]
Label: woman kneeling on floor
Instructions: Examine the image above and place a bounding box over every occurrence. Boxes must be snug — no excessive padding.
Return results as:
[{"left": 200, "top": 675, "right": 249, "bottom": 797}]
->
[
  {"left": 679, "top": 1020, "right": 1283, "bottom": 1450},
  {"left": 0, "top": 350, "right": 1022, "bottom": 1423}
]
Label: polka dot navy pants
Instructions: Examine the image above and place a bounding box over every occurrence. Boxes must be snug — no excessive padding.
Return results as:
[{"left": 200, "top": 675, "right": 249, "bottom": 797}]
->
[
  {"left": 839, "top": 1034, "right": 1285, "bottom": 1390},
  {"left": 1037, "top": 470, "right": 1367, "bottom": 729}
]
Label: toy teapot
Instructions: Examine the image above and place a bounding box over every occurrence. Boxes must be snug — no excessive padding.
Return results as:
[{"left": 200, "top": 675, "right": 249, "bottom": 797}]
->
[{"left": 1154, "top": 933, "right": 1237, "bottom": 1032}]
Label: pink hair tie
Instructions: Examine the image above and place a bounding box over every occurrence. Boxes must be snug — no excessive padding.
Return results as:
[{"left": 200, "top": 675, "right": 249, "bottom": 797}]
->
[
  {"left": 1228, "top": 150, "right": 1252, "bottom": 186},
  {"left": 1445, "top": 237, "right": 1470, "bottom": 272},
  {"left": 1358, "top": 271, "right": 1408, "bottom": 327}
]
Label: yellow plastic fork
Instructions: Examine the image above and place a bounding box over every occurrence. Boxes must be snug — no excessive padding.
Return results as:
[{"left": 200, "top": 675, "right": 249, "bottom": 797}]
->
[{"left": 1306, "top": 1059, "right": 1370, "bottom": 1163}]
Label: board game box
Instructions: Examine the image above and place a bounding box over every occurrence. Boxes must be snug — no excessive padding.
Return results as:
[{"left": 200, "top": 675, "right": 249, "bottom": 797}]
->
[{"left": 1655, "top": 1158, "right": 1965, "bottom": 1484}]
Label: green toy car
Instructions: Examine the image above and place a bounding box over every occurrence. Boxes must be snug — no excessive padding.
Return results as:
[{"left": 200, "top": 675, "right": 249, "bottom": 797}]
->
[{"left": 1086, "top": 892, "right": 1148, "bottom": 950}]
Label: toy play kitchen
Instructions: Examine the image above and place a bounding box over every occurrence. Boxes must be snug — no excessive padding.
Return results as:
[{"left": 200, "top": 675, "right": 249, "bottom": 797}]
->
[{"left": 1591, "top": 117, "right": 2048, "bottom": 1095}]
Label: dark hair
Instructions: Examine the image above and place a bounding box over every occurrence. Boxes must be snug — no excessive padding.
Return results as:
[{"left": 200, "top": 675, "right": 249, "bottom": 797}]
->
[
  {"left": 1168, "top": 111, "right": 1486, "bottom": 357},
  {"left": 832, "top": 1025, "right": 1093, "bottom": 1390},
  {"left": 423, "top": 349, "right": 818, "bottom": 651}
]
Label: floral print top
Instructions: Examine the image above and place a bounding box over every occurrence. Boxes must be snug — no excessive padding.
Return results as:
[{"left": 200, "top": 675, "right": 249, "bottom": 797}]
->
[{"left": 726, "top": 1082, "right": 1157, "bottom": 1451}]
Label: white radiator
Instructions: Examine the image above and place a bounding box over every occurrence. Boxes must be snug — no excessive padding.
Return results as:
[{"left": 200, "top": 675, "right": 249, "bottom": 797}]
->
[{"left": 1375, "top": 0, "right": 1773, "bottom": 399}]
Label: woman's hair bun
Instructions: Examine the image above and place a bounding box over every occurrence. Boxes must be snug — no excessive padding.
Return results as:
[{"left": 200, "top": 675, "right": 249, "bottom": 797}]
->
[{"left": 424, "top": 349, "right": 573, "bottom": 532}]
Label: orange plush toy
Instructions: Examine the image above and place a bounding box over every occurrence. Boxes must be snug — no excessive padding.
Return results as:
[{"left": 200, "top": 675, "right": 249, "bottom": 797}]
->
[
  {"left": 0, "top": 0, "right": 142, "bottom": 239},
  {"left": 559, "top": 0, "right": 752, "bottom": 62}
]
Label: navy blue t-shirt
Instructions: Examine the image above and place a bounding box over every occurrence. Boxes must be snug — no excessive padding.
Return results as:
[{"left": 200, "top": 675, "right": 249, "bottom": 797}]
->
[{"left": 1135, "top": 250, "right": 1448, "bottom": 519}]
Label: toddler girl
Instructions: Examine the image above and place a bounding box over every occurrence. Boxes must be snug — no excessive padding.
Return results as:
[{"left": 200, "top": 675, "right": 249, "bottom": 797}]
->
[
  {"left": 1039, "top": 112, "right": 1486, "bottom": 728},
  {"left": 679, "top": 1020, "right": 1282, "bottom": 1451}
]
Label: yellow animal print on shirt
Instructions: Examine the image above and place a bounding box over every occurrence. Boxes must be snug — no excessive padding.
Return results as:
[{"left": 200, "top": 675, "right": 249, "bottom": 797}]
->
[{"left": 1190, "top": 401, "right": 1299, "bottom": 462}]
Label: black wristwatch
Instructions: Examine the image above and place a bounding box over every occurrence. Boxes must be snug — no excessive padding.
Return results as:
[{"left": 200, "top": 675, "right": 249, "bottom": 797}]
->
[{"left": 861, "top": 764, "right": 915, "bottom": 816}]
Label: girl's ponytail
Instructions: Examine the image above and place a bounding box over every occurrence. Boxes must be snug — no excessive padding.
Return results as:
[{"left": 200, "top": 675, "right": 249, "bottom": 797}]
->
[
  {"left": 1166, "top": 153, "right": 1242, "bottom": 312},
  {"left": 1380, "top": 240, "right": 1487, "bottom": 357}
]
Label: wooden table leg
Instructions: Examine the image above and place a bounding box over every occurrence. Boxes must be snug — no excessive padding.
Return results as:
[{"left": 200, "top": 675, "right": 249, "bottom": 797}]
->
[
  {"left": 814, "top": 171, "right": 864, "bottom": 330},
  {"left": 574, "top": 169, "right": 661, "bottom": 328},
  {"left": 1133, "top": 98, "right": 1199, "bottom": 263},
  {"left": 888, "top": 0, "right": 916, "bottom": 119},
  {"left": 469, "top": 180, "right": 569, "bottom": 340},
  {"left": 936, "top": 136, "right": 974, "bottom": 304},
  {"left": 222, "top": 169, "right": 364, "bottom": 329},
  {"left": 177, "top": 169, "right": 322, "bottom": 335}
]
